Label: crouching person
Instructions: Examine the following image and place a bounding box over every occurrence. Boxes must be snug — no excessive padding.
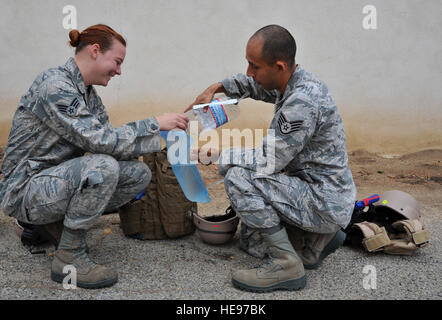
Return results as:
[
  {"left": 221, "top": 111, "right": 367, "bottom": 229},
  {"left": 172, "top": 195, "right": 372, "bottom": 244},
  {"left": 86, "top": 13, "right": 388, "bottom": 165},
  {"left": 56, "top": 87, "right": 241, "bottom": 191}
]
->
[
  {"left": 0, "top": 25, "right": 188, "bottom": 288},
  {"left": 188, "top": 25, "right": 356, "bottom": 292}
]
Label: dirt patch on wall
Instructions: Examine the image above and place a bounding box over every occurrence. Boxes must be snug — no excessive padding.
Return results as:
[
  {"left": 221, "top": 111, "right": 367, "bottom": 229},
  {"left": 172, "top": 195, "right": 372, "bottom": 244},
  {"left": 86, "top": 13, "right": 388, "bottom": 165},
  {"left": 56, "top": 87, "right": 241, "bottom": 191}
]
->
[{"left": 0, "top": 100, "right": 440, "bottom": 154}]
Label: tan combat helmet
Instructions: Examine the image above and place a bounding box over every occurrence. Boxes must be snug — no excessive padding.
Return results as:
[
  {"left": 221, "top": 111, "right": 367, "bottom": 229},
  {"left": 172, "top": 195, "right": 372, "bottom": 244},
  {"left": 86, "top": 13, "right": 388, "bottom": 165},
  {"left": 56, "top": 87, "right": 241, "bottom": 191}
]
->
[
  {"left": 193, "top": 206, "right": 239, "bottom": 245},
  {"left": 374, "top": 190, "right": 420, "bottom": 220}
]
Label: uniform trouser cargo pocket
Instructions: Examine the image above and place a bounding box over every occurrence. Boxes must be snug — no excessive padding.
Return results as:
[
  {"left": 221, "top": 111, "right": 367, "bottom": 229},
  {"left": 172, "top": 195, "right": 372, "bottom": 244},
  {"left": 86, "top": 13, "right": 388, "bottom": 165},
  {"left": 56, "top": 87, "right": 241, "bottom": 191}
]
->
[{"left": 23, "top": 175, "right": 70, "bottom": 224}]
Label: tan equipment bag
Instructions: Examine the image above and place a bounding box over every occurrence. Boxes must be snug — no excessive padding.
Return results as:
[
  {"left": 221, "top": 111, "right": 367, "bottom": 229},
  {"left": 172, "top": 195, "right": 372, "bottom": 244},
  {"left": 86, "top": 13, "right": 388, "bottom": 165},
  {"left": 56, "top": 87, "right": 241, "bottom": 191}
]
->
[{"left": 118, "top": 150, "right": 196, "bottom": 239}]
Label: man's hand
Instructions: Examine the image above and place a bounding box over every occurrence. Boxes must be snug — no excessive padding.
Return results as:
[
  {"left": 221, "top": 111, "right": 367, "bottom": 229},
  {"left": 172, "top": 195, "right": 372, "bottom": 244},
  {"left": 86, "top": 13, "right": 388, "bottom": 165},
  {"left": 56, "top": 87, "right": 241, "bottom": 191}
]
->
[
  {"left": 184, "top": 83, "right": 226, "bottom": 113},
  {"left": 155, "top": 113, "right": 189, "bottom": 131},
  {"left": 190, "top": 146, "right": 221, "bottom": 165}
]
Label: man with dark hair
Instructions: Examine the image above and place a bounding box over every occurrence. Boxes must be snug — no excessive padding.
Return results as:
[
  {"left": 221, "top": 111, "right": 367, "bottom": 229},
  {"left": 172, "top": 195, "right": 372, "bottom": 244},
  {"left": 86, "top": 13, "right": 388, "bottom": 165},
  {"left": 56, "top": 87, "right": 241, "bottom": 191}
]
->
[
  {"left": 186, "top": 25, "right": 356, "bottom": 292},
  {"left": 252, "top": 24, "right": 297, "bottom": 68}
]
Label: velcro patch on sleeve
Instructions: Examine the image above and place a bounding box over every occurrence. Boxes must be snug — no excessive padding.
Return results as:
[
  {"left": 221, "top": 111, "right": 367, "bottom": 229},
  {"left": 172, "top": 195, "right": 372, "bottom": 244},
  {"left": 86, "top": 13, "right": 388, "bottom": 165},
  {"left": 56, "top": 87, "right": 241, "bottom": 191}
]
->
[
  {"left": 277, "top": 112, "right": 304, "bottom": 135},
  {"left": 58, "top": 97, "right": 80, "bottom": 116}
]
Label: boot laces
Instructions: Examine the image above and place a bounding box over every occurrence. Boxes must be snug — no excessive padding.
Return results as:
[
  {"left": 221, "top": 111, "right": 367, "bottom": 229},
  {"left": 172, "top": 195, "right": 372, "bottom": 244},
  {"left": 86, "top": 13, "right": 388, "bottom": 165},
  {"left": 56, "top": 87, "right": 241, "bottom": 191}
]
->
[
  {"left": 258, "top": 253, "right": 281, "bottom": 272},
  {"left": 72, "top": 248, "right": 96, "bottom": 269}
]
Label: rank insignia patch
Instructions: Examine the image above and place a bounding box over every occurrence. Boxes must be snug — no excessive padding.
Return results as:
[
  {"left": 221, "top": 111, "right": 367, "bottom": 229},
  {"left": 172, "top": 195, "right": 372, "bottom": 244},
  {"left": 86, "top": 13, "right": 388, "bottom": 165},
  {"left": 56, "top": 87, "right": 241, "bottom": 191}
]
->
[
  {"left": 58, "top": 98, "right": 80, "bottom": 116},
  {"left": 278, "top": 113, "right": 304, "bottom": 134}
]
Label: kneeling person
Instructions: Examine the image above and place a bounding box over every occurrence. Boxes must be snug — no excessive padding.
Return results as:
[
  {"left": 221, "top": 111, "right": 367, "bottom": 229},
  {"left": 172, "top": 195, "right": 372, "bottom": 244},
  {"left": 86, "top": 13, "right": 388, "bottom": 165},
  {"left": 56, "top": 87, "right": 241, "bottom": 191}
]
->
[
  {"left": 0, "top": 25, "right": 188, "bottom": 289},
  {"left": 188, "top": 25, "right": 356, "bottom": 292}
]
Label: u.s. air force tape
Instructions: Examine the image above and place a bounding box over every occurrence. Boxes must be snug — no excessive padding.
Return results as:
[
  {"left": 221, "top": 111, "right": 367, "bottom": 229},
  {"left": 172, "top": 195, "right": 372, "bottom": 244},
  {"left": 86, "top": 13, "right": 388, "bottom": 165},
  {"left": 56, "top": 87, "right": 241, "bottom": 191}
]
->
[{"left": 278, "top": 113, "right": 304, "bottom": 134}]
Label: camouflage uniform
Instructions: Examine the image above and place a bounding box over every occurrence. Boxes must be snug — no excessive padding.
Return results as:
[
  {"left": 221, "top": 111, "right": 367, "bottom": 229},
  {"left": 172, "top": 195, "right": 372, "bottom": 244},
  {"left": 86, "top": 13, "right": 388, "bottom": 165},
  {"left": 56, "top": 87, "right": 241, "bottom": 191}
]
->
[
  {"left": 219, "top": 65, "right": 356, "bottom": 256},
  {"left": 0, "top": 58, "right": 161, "bottom": 230}
]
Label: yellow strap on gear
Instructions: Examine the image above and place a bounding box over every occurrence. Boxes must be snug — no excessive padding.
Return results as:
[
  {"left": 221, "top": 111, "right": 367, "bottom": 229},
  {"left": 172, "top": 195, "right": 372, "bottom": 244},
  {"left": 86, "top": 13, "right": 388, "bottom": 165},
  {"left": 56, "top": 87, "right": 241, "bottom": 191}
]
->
[{"left": 354, "top": 222, "right": 391, "bottom": 252}]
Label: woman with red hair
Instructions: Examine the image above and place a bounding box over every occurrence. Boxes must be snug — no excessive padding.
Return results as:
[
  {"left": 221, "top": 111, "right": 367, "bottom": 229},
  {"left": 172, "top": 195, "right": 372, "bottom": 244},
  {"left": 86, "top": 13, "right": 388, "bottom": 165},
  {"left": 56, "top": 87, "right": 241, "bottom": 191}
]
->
[{"left": 0, "top": 24, "right": 188, "bottom": 289}]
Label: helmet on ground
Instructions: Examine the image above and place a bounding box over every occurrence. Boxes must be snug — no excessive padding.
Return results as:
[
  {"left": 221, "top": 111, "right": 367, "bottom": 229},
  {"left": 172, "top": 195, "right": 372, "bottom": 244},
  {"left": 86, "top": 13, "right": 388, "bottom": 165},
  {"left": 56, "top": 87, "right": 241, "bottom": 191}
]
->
[
  {"left": 374, "top": 190, "right": 420, "bottom": 220},
  {"left": 193, "top": 206, "right": 239, "bottom": 245},
  {"left": 13, "top": 219, "right": 50, "bottom": 247},
  {"left": 14, "top": 219, "right": 24, "bottom": 239}
]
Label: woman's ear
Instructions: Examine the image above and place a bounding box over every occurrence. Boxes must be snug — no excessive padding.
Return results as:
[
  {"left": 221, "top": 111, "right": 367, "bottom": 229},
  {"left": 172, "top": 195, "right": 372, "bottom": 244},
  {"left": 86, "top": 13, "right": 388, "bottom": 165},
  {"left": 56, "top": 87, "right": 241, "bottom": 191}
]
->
[{"left": 89, "top": 43, "right": 101, "bottom": 60}]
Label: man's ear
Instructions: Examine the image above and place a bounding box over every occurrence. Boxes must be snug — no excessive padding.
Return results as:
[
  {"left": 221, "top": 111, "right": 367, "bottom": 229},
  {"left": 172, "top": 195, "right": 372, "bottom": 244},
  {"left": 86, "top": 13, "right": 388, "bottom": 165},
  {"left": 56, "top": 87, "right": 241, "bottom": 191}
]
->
[
  {"left": 275, "top": 60, "right": 288, "bottom": 72},
  {"left": 89, "top": 43, "right": 101, "bottom": 60}
]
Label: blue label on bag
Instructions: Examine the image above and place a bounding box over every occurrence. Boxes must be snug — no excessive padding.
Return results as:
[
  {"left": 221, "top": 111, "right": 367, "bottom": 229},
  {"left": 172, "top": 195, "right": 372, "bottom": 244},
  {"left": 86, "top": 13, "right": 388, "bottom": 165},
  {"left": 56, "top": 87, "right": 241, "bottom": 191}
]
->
[{"left": 208, "top": 99, "right": 228, "bottom": 127}]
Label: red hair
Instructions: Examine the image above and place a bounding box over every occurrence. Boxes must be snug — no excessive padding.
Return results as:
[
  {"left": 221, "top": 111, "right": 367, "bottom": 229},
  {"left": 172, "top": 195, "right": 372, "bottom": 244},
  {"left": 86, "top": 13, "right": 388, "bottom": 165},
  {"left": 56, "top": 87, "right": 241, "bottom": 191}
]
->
[{"left": 69, "top": 24, "right": 126, "bottom": 53}]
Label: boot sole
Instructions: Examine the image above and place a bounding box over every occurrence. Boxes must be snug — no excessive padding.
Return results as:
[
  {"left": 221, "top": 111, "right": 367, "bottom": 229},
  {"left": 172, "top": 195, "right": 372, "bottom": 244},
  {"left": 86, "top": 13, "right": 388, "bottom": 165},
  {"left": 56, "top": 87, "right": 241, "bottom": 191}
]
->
[
  {"left": 232, "top": 275, "right": 307, "bottom": 293},
  {"left": 51, "top": 271, "right": 118, "bottom": 289},
  {"left": 304, "top": 230, "right": 346, "bottom": 270}
]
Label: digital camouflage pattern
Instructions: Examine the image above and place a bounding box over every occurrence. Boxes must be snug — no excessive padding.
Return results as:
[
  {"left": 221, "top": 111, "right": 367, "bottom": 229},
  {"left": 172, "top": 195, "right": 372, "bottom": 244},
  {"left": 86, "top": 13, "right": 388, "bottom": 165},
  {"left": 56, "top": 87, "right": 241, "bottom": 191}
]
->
[
  {"left": 0, "top": 58, "right": 161, "bottom": 229},
  {"left": 22, "top": 155, "right": 151, "bottom": 230},
  {"left": 219, "top": 65, "right": 357, "bottom": 239}
]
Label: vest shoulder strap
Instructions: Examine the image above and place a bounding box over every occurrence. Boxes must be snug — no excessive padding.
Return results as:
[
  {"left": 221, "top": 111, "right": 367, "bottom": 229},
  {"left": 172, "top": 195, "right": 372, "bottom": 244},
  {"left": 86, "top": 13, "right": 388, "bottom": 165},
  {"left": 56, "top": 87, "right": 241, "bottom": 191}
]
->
[
  {"left": 352, "top": 219, "right": 430, "bottom": 255},
  {"left": 354, "top": 222, "right": 391, "bottom": 252},
  {"left": 391, "top": 219, "right": 430, "bottom": 247}
]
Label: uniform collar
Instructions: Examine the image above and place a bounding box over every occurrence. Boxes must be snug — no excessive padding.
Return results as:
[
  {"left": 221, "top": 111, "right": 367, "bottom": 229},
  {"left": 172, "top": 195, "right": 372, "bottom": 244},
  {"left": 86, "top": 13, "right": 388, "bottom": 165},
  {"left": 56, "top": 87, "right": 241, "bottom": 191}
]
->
[
  {"left": 276, "top": 64, "right": 304, "bottom": 104},
  {"left": 287, "top": 64, "right": 304, "bottom": 91},
  {"left": 63, "top": 57, "right": 87, "bottom": 95}
]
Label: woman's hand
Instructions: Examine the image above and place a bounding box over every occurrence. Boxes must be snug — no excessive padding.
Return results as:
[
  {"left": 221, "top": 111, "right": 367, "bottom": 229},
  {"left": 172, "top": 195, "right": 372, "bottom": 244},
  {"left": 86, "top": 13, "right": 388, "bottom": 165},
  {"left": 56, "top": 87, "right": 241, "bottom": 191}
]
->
[{"left": 155, "top": 113, "right": 189, "bottom": 131}]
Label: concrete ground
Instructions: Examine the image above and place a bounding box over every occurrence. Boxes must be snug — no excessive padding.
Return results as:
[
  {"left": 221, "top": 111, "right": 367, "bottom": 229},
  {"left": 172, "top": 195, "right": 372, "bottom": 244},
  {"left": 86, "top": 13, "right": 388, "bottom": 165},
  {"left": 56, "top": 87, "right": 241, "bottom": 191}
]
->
[
  {"left": 0, "top": 150, "right": 441, "bottom": 300},
  {"left": 0, "top": 210, "right": 440, "bottom": 300}
]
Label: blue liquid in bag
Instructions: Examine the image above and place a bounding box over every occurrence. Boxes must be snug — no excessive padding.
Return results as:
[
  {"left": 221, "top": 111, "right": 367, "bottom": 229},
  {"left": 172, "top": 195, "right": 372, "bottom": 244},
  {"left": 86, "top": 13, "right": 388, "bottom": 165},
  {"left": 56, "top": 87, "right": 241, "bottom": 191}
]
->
[{"left": 159, "top": 131, "right": 210, "bottom": 203}]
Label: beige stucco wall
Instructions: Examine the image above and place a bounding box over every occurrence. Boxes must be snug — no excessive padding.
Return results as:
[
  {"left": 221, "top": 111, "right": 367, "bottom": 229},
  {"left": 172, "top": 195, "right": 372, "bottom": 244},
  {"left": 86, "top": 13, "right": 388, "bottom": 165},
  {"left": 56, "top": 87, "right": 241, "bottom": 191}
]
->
[{"left": 1, "top": 0, "right": 441, "bottom": 154}]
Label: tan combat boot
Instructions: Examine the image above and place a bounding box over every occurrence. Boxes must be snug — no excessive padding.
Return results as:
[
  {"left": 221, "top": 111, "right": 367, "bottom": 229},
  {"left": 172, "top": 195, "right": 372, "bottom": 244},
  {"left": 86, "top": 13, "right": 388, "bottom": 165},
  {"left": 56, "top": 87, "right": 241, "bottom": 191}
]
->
[
  {"left": 232, "top": 227, "right": 306, "bottom": 292},
  {"left": 286, "top": 225, "right": 346, "bottom": 270},
  {"left": 51, "top": 227, "right": 118, "bottom": 289}
]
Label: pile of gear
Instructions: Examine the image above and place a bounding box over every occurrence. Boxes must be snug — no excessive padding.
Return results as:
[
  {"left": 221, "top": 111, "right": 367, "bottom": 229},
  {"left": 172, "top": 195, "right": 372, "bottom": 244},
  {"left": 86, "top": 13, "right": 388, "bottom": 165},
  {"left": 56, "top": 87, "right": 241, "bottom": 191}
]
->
[
  {"left": 343, "top": 190, "right": 430, "bottom": 255},
  {"left": 119, "top": 149, "right": 239, "bottom": 244},
  {"left": 119, "top": 150, "right": 196, "bottom": 240}
]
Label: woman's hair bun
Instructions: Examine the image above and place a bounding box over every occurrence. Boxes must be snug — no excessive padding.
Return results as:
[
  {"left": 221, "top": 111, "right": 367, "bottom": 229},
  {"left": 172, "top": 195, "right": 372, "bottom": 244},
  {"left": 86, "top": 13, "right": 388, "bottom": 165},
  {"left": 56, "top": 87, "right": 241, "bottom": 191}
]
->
[{"left": 69, "top": 29, "right": 81, "bottom": 47}]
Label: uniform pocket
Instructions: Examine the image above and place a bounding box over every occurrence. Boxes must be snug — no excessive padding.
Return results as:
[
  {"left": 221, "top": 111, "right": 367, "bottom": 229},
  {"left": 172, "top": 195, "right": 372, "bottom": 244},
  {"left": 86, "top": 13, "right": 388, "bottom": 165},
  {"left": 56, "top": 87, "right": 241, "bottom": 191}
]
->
[
  {"left": 23, "top": 175, "right": 70, "bottom": 223},
  {"left": 78, "top": 170, "right": 104, "bottom": 191}
]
